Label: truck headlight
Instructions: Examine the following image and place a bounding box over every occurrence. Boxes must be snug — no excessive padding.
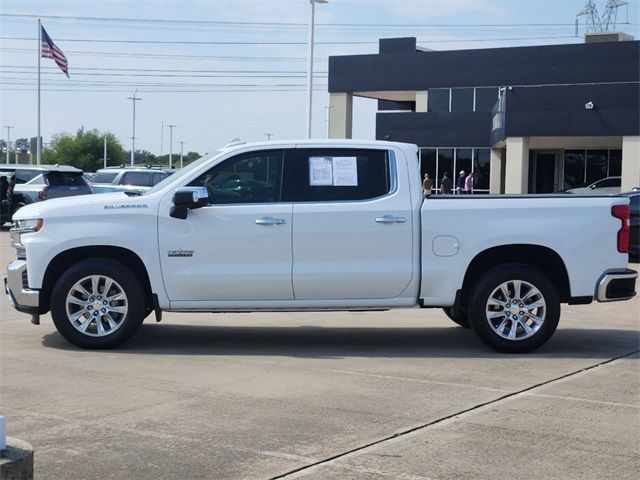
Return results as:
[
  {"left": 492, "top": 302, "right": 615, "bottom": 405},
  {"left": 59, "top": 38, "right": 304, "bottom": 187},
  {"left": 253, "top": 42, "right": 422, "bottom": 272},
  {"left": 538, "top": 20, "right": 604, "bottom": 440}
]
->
[
  {"left": 13, "top": 219, "right": 44, "bottom": 233},
  {"left": 10, "top": 219, "right": 44, "bottom": 256}
]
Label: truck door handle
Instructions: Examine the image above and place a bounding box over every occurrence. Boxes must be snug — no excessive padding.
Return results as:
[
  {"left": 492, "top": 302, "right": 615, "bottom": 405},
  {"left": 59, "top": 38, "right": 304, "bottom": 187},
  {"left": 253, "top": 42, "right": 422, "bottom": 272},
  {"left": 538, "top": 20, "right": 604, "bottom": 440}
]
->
[
  {"left": 375, "top": 215, "right": 406, "bottom": 224},
  {"left": 255, "top": 217, "right": 287, "bottom": 226}
]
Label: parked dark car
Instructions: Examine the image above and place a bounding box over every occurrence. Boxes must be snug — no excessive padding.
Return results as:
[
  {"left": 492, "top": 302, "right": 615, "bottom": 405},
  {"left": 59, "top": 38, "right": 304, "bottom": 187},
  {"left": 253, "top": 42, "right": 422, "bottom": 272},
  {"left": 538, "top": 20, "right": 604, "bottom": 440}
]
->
[
  {"left": 620, "top": 191, "right": 640, "bottom": 262},
  {"left": 0, "top": 165, "right": 91, "bottom": 225},
  {"left": 91, "top": 166, "right": 175, "bottom": 195}
]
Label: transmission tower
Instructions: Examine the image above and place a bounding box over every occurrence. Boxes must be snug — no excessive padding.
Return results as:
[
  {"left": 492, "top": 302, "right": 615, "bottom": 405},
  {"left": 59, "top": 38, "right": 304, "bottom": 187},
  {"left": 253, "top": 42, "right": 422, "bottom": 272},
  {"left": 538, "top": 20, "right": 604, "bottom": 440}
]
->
[
  {"left": 601, "top": 0, "right": 628, "bottom": 31},
  {"left": 577, "top": 0, "right": 600, "bottom": 33},
  {"left": 576, "top": 0, "right": 628, "bottom": 34}
]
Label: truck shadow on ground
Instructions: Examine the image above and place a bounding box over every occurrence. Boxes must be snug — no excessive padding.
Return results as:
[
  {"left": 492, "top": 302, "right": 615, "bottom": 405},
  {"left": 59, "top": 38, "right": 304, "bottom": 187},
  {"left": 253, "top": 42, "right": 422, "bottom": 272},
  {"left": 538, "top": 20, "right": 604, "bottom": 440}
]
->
[{"left": 41, "top": 323, "right": 640, "bottom": 359}]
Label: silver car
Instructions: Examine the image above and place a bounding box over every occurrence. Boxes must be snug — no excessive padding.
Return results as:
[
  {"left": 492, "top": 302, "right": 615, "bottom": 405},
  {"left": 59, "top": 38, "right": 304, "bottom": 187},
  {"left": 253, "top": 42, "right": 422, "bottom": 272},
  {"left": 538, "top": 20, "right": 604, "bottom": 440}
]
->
[{"left": 564, "top": 176, "right": 621, "bottom": 195}]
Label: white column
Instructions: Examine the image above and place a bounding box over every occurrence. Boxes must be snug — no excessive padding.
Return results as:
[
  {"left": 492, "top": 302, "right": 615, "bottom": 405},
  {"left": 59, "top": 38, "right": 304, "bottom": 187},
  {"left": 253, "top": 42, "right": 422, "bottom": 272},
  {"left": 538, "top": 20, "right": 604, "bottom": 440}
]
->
[
  {"left": 328, "top": 92, "right": 353, "bottom": 139},
  {"left": 415, "top": 91, "right": 428, "bottom": 112},
  {"left": 489, "top": 148, "right": 504, "bottom": 194},
  {"left": 621, "top": 136, "right": 640, "bottom": 192},
  {"left": 505, "top": 137, "right": 530, "bottom": 194}
]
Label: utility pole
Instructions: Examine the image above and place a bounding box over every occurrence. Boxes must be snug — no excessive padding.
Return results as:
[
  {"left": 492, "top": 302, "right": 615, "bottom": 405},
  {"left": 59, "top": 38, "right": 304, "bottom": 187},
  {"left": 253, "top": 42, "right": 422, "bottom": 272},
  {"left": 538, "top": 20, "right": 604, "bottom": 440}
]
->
[
  {"left": 127, "top": 89, "right": 142, "bottom": 166},
  {"left": 179, "top": 141, "right": 186, "bottom": 169},
  {"left": 306, "top": 0, "right": 328, "bottom": 139},
  {"left": 4, "top": 125, "right": 13, "bottom": 164},
  {"left": 167, "top": 124, "right": 177, "bottom": 167},
  {"left": 265, "top": 133, "right": 273, "bottom": 141},
  {"left": 160, "top": 121, "right": 164, "bottom": 162},
  {"left": 103, "top": 135, "right": 107, "bottom": 169}
]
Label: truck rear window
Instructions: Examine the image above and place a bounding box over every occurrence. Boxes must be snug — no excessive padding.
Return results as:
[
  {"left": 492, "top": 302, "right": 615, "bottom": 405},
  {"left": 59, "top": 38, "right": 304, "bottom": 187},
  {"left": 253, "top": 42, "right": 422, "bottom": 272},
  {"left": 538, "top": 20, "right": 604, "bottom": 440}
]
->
[{"left": 46, "top": 172, "right": 87, "bottom": 187}]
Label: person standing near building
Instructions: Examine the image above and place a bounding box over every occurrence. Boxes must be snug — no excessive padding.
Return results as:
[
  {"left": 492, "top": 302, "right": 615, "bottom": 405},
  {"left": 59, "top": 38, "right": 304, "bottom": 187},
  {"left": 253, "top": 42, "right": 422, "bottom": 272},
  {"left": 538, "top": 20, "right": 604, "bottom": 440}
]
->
[
  {"left": 422, "top": 173, "right": 432, "bottom": 196},
  {"left": 456, "top": 171, "right": 465, "bottom": 194},
  {"left": 464, "top": 171, "right": 474, "bottom": 194},
  {"left": 440, "top": 171, "right": 452, "bottom": 194}
]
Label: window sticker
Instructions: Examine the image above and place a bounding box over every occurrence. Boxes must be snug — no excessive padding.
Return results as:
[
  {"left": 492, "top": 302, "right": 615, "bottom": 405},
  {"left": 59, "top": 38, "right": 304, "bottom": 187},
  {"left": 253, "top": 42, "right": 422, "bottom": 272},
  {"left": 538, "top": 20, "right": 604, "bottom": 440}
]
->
[
  {"left": 332, "top": 157, "right": 358, "bottom": 186},
  {"left": 309, "top": 156, "right": 358, "bottom": 186},
  {"left": 309, "top": 157, "right": 333, "bottom": 186}
]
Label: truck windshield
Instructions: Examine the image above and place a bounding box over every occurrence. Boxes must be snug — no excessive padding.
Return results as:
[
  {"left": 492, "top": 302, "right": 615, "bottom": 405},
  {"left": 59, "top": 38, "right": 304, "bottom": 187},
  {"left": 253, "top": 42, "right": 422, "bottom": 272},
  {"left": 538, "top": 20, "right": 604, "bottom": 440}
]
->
[{"left": 143, "top": 151, "right": 221, "bottom": 195}]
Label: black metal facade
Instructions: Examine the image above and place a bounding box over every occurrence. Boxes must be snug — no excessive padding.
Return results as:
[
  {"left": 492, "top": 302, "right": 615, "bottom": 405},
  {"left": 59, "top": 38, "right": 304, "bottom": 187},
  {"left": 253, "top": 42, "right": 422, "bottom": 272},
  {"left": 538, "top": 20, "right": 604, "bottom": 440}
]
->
[{"left": 329, "top": 37, "right": 640, "bottom": 147}]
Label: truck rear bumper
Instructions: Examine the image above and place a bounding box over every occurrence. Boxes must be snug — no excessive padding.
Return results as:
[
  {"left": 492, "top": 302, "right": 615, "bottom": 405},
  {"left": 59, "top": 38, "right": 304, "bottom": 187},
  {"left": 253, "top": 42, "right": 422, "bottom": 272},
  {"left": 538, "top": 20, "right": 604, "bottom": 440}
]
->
[
  {"left": 595, "top": 269, "right": 637, "bottom": 302},
  {"left": 4, "top": 259, "right": 40, "bottom": 315}
]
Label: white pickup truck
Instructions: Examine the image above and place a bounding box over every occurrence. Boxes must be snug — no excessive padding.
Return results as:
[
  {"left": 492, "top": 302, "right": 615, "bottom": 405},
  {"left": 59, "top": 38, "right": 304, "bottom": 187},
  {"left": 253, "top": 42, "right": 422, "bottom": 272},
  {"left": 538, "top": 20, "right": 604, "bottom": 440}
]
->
[{"left": 5, "top": 140, "right": 637, "bottom": 353}]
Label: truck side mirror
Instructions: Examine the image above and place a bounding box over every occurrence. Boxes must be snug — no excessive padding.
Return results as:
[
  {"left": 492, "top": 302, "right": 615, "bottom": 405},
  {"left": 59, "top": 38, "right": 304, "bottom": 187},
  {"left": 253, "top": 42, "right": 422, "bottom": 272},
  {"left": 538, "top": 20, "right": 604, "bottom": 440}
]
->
[{"left": 170, "top": 187, "right": 209, "bottom": 219}]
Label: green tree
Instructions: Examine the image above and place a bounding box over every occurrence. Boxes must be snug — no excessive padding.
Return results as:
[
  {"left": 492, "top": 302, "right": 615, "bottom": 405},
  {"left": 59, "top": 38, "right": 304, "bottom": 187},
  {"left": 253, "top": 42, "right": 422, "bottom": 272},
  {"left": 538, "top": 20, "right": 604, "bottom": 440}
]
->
[
  {"left": 42, "top": 129, "right": 126, "bottom": 172},
  {"left": 14, "top": 138, "right": 29, "bottom": 151},
  {"left": 135, "top": 150, "right": 158, "bottom": 165},
  {"left": 183, "top": 151, "right": 202, "bottom": 166}
]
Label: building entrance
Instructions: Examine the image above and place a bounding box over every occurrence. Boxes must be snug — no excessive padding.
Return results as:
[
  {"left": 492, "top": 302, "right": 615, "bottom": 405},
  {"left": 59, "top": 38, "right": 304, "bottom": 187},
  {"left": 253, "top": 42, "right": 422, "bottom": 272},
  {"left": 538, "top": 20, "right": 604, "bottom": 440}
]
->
[{"left": 529, "top": 151, "right": 559, "bottom": 193}]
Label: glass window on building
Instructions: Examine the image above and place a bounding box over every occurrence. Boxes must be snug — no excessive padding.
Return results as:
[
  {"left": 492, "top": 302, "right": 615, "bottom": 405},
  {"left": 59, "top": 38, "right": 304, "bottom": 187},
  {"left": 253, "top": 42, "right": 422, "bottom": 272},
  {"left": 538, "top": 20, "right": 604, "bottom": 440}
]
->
[
  {"left": 473, "top": 148, "right": 491, "bottom": 191},
  {"left": 563, "top": 150, "right": 586, "bottom": 190},
  {"left": 451, "top": 88, "right": 474, "bottom": 112},
  {"left": 427, "top": 88, "right": 450, "bottom": 112},
  {"left": 421, "top": 148, "right": 437, "bottom": 182},
  {"left": 586, "top": 150, "right": 608, "bottom": 185},
  {"left": 437, "top": 149, "right": 454, "bottom": 192},
  {"left": 456, "top": 149, "right": 472, "bottom": 190},
  {"left": 475, "top": 87, "right": 500, "bottom": 112},
  {"left": 608, "top": 150, "right": 622, "bottom": 177}
]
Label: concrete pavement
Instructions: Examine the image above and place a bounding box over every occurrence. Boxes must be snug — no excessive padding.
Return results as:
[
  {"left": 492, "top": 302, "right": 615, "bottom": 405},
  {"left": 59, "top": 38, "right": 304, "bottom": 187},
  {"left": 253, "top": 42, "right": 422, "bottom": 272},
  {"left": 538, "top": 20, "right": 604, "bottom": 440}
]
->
[{"left": 0, "top": 229, "right": 638, "bottom": 479}]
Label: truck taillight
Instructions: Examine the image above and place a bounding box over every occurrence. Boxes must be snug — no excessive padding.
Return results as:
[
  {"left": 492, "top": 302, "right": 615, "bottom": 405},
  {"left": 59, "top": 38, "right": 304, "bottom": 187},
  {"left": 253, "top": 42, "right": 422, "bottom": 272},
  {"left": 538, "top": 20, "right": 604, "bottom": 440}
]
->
[
  {"left": 611, "top": 205, "right": 630, "bottom": 254},
  {"left": 39, "top": 186, "right": 49, "bottom": 201}
]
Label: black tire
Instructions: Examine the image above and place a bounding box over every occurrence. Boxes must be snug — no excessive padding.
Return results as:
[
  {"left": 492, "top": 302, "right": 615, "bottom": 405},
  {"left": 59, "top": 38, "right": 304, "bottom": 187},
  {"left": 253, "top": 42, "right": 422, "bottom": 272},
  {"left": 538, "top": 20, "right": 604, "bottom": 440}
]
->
[
  {"left": 11, "top": 202, "right": 27, "bottom": 216},
  {"left": 468, "top": 263, "right": 560, "bottom": 353},
  {"left": 442, "top": 307, "right": 470, "bottom": 328},
  {"left": 50, "top": 258, "right": 147, "bottom": 349}
]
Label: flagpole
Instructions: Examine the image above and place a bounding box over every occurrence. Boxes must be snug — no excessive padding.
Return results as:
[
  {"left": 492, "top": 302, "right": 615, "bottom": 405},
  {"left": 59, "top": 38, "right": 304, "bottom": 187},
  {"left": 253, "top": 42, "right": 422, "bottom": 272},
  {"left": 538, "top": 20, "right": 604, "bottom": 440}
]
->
[{"left": 37, "top": 18, "right": 41, "bottom": 165}]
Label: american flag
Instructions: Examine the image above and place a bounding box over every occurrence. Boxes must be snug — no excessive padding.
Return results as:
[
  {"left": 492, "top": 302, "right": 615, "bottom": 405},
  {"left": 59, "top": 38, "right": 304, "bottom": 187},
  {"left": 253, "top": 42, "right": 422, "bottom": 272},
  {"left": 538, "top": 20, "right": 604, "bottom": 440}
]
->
[{"left": 41, "top": 25, "right": 69, "bottom": 77}]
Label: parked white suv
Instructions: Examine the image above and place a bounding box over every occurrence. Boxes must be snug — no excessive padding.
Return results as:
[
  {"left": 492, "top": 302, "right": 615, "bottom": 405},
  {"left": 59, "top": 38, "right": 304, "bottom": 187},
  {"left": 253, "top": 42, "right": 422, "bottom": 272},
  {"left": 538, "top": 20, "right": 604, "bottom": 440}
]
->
[{"left": 5, "top": 140, "right": 637, "bottom": 353}]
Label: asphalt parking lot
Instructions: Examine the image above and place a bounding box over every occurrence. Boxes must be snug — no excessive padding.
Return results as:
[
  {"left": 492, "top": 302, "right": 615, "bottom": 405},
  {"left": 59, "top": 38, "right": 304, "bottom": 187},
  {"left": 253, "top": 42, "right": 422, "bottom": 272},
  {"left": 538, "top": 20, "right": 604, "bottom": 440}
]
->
[{"left": 1, "top": 228, "right": 639, "bottom": 480}]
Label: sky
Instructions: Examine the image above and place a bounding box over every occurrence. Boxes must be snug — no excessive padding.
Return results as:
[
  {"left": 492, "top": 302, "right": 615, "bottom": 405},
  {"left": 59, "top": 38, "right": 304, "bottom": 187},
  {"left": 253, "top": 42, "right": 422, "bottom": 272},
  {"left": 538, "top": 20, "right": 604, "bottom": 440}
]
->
[{"left": 0, "top": 0, "right": 638, "bottom": 158}]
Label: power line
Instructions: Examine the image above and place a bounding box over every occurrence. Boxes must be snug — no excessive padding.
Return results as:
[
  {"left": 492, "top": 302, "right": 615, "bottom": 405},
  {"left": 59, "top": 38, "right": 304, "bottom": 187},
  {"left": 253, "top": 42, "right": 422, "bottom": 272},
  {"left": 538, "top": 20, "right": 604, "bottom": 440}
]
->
[
  {"left": 0, "top": 35, "right": 579, "bottom": 45},
  {"left": 0, "top": 65, "right": 328, "bottom": 74},
  {"left": 0, "top": 36, "right": 377, "bottom": 45},
  {"left": 0, "top": 13, "right": 619, "bottom": 28},
  {"left": 0, "top": 47, "right": 314, "bottom": 61}
]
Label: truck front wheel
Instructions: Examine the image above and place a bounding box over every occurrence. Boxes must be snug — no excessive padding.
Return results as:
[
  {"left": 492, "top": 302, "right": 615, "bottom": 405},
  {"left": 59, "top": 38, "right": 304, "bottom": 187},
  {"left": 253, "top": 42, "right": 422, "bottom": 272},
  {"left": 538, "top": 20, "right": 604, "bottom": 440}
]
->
[
  {"left": 50, "top": 259, "right": 146, "bottom": 349},
  {"left": 468, "top": 264, "right": 560, "bottom": 353}
]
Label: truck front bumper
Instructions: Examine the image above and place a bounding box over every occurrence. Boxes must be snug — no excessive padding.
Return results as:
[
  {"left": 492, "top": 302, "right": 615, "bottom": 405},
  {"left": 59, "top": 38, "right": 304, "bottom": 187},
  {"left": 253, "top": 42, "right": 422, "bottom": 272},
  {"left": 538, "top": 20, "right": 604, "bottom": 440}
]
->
[
  {"left": 4, "top": 259, "right": 40, "bottom": 315},
  {"left": 595, "top": 269, "right": 637, "bottom": 302}
]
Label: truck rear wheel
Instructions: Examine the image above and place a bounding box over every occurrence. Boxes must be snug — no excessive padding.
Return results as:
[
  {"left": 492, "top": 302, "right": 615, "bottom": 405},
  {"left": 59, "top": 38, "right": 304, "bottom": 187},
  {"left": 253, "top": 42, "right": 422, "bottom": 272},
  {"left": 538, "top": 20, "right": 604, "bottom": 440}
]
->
[
  {"left": 468, "top": 264, "right": 560, "bottom": 353},
  {"left": 50, "top": 258, "right": 146, "bottom": 349}
]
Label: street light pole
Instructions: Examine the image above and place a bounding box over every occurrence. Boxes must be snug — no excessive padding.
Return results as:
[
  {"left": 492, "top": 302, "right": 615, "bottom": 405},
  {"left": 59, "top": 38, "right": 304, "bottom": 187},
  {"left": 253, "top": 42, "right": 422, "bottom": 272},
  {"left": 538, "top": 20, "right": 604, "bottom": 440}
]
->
[
  {"left": 127, "top": 89, "right": 142, "bottom": 166},
  {"left": 306, "top": 0, "right": 328, "bottom": 139},
  {"left": 103, "top": 135, "right": 107, "bottom": 169},
  {"left": 167, "top": 124, "right": 177, "bottom": 167},
  {"left": 265, "top": 133, "right": 273, "bottom": 141},
  {"left": 3, "top": 126, "right": 13, "bottom": 164},
  {"left": 179, "top": 141, "right": 186, "bottom": 169}
]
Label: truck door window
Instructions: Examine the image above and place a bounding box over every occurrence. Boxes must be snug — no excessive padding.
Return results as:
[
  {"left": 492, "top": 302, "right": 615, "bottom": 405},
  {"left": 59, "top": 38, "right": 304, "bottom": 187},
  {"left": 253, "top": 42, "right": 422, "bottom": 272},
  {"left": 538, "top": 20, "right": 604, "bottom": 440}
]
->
[
  {"left": 189, "top": 149, "right": 285, "bottom": 204},
  {"left": 295, "top": 149, "right": 390, "bottom": 202}
]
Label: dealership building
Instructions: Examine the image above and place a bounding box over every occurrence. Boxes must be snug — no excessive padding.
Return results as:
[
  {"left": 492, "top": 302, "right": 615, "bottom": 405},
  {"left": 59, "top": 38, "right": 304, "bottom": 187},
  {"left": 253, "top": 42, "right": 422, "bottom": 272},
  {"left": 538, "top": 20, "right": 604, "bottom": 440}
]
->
[{"left": 327, "top": 35, "right": 640, "bottom": 194}]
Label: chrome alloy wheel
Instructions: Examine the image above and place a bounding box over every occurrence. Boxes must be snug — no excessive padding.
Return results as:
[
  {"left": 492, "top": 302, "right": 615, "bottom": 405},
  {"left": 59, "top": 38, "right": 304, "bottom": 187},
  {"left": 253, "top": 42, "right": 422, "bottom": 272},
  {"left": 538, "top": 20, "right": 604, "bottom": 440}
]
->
[
  {"left": 485, "top": 280, "right": 546, "bottom": 341},
  {"left": 65, "top": 275, "right": 128, "bottom": 337}
]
